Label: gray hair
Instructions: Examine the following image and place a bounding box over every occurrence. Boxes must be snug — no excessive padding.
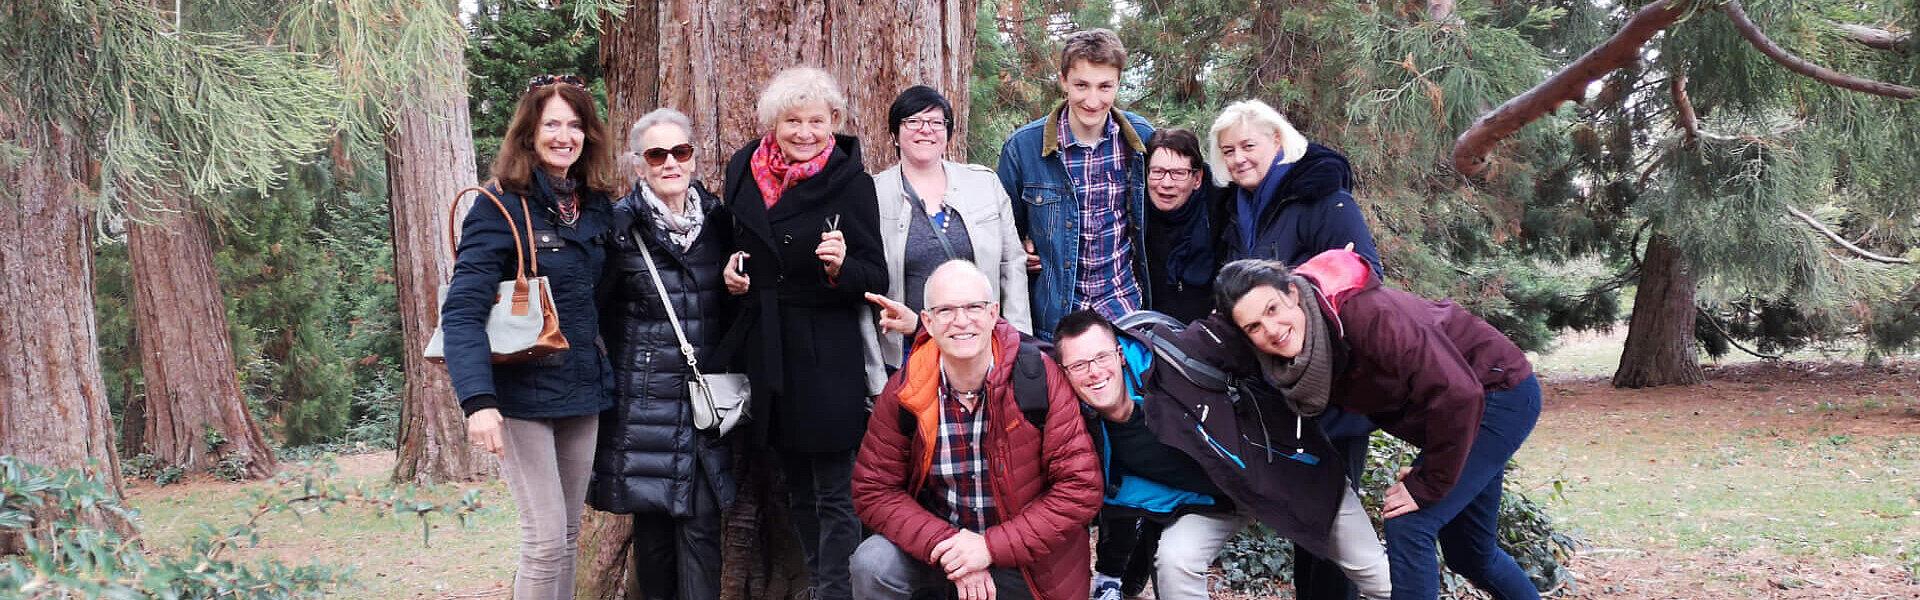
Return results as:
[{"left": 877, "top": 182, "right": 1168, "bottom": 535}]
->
[
  {"left": 923, "top": 259, "right": 994, "bottom": 306},
  {"left": 756, "top": 67, "right": 848, "bottom": 131},
  {"left": 1206, "top": 99, "right": 1310, "bottom": 187},
  {"left": 627, "top": 108, "right": 695, "bottom": 156}
]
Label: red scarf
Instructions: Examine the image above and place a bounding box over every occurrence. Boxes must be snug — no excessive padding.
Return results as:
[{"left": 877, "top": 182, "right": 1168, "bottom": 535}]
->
[{"left": 748, "top": 134, "right": 832, "bottom": 208}]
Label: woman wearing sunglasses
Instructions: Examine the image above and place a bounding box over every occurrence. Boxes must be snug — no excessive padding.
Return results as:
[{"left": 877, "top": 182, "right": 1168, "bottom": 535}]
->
[
  {"left": 586, "top": 107, "right": 737, "bottom": 599},
  {"left": 1217, "top": 249, "right": 1542, "bottom": 600},
  {"left": 441, "top": 74, "right": 619, "bottom": 600},
  {"left": 718, "top": 66, "right": 885, "bottom": 600},
  {"left": 860, "top": 85, "right": 1031, "bottom": 391}
]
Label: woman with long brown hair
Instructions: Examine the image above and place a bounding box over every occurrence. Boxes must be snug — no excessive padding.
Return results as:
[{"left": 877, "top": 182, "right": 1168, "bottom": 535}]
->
[{"left": 441, "top": 74, "right": 622, "bottom": 600}]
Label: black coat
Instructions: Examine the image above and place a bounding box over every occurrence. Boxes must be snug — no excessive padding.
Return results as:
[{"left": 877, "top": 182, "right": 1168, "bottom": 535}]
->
[
  {"left": 1135, "top": 313, "right": 1347, "bottom": 556},
  {"left": 723, "top": 135, "right": 886, "bottom": 453},
  {"left": 1211, "top": 143, "right": 1381, "bottom": 272},
  {"left": 588, "top": 183, "right": 739, "bottom": 516},
  {"left": 443, "top": 180, "right": 614, "bottom": 419}
]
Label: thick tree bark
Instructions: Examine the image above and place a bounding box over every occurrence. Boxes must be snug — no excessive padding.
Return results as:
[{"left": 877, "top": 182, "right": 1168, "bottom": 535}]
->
[
  {"left": 0, "top": 107, "right": 132, "bottom": 551},
  {"left": 1722, "top": 1, "right": 1917, "bottom": 99},
  {"left": 574, "top": 510, "right": 636, "bottom": 599},
  {"left": 389, "top": 41, "right": 492, "bottom": 485},
  {"left": 592, "top": 3, "right": 974, "bottom": 596},
  {"left": 125, "top": 194, "right": 277, "bottom": 479},
  {"left": 1614, "top": 234, "right": 1706, "bottom": 388},
  {"left": 1453, "top": 0, "right": 1689, "bottom": 178}
]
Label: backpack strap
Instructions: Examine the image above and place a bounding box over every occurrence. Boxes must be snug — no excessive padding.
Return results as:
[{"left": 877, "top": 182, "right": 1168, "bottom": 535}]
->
[
  {"left": 1011, "top": 335, "right": 1052, "bottom": 431},
  {"left": 1113, "top": 310, "right": 1232, "bottom": 392}
]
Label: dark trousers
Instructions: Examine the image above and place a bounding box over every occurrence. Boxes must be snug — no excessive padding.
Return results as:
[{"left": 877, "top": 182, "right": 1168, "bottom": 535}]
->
[
  {"left": 1296, "top": 407, "right": 1377, "bottom": 600},
  {"left": 1094, "top": 511, "right": 1162, "bottom": 595},
  {"left": 629, "top": 467, "right": 723, "bottom": 600},
  {"left": 851, "top": 535, "right": 1035, "bottom": 600},
  {"left": 783, "top": 448, "right": 861, "bottom": 600},
  {"left": 1382, "top": 375, "right": 1542, "bottom": 600}
]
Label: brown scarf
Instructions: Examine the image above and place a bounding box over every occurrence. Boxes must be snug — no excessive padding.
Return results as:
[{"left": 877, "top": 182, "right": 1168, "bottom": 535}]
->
[{"left": 1260, "top": 275, "right": 1332, "bottom": 417}]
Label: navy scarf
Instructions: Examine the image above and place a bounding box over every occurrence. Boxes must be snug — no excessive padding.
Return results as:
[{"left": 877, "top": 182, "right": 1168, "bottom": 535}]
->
[
  {"left": 1235, "top": 154, "right": 1292, "bottom": 258},
  {"left": 1152, "top": 187, "right": 1216, "bottom": 287}
]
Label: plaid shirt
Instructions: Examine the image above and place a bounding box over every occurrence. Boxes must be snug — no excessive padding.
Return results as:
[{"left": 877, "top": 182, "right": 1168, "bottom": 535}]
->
[
  {"left": 920, "top": 378, "right": 995, "bottom": 532},
  {"left": 1058, "top": 115, "right": 1142, "bottom": 320}
]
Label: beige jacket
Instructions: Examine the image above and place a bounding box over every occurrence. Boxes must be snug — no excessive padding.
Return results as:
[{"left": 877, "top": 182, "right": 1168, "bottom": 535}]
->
[{"left": 860, "top": 160, "right": 1033, "bottom": 394}]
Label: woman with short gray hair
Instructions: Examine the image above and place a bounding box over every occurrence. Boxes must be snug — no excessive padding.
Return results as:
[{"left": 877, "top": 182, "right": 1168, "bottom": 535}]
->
[{"left": 718, "top": 66, "right": 884, "bottom": 600}]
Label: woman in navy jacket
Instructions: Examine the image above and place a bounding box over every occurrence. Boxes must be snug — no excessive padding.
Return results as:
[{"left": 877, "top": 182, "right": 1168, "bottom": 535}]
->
[{"left": 441, "top": 75, "right": 618, "bottom": 600}]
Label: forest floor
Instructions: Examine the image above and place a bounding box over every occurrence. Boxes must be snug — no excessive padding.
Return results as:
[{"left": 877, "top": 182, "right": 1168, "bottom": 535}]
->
[{"left": 124, "top": 332, "right": 1920, "bottom": 599}]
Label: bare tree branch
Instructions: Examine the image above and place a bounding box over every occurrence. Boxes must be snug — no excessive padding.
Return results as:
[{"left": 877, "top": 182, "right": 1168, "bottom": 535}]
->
[
  {"left": 1724, "top": 1, "right": 1918, "bottom": 99},
  {"left": 1697, "top": 308, "right": 1784, "bottom": 360},
  {"left": 1785, "top": 204, "right": 1914, "bottom": 264},
  {"left": 1829, "top": 21, "right": 1910, "bottom": 53},
  {"left": 1451, "top": 0, "right": 1693, "bottom": 178},
  {"left": 1671, "top": 73, "right": 1699, "bottom": 144}
]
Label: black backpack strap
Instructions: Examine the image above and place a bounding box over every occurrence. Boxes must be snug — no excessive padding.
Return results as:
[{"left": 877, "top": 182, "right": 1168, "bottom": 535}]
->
[
  {"left": 1114, "top": 310, "right": 1232, "bottom": 392},
  {"left": 1012, "top": 335, "right": 1053, "bottom": 431}
]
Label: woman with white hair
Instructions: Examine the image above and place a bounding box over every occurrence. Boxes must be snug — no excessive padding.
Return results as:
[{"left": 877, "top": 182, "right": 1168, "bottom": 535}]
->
[
  {"left": 1208, "top": 98, "right": 1383, "bottom": 600},
  {"left": 718, "top": 66, "right": 884, "bottom": 600},
  {"left": 588, "top": 107, "right": 737, "bottom": 600}
]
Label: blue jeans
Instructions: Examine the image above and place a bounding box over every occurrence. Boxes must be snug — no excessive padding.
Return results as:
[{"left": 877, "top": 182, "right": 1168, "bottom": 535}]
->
[{"left": 1383, "top": 375, "right": 1542, "bottom": 600}]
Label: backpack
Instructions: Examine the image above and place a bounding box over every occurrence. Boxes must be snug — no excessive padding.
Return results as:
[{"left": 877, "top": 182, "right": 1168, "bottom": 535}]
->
[{"left": 1112, "top": 310, "right": 1237, "bottom": 398}]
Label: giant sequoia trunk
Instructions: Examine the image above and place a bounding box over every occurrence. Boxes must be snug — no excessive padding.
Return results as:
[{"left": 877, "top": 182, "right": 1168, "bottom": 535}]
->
[
  {"left": 0, "top": 109, "right": 131, "bottom": 551},
  {"left": 389, "top": 44, "right": 492, "bottom": 485},
  {"left": 1614, "top": 234, "right": 1706, "bottom": 388},
  {"left": 587, "top": 1, "right": 976, "bottom": 596},
  {"left": 126, "top": 195, "right": 277, "bottom": 479}
]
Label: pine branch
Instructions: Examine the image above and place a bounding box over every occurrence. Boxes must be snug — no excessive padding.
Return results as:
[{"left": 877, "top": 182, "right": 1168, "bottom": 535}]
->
[
  {"left": 1784, "top": 204, "right": 1914, "bottom": 264},
  {"left": 1697, "top": 307, "right": 1783, "bottom": 360},
  {"left": 1723, "top": 1, "right": 1918, "bottom": 99},
  {"left": 1451, "top": 0, "right": 1695, "bottom": 179},
  {"left": 1828, "top": 21, "right": 1910, "bottom": 53},
  {"left": 1671, "top": 73, "right": 1698, "bottom": 144}
]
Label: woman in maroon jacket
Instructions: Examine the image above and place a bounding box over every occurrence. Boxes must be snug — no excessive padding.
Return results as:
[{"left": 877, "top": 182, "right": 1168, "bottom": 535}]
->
[{"left": 1215, "top": 249, "right": 1542, "bottom": 600}]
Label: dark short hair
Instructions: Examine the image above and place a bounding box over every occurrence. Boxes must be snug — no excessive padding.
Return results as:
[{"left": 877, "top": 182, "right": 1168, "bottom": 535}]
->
[
  {"left": 887, "top": 85, "right": 956, "bottom": 141},
  {"left": 1059, "top": 29, "right": 1126, "bottom": 75},
  {"left": 1145, "top": 128, "right": 1214, "bottom": 185},
  {"left": 1052, "top": 309, "right": 1120, "bottom": 360},
  {"left": 1213, "top": 259, "right": 1296, "bottom": 317}
]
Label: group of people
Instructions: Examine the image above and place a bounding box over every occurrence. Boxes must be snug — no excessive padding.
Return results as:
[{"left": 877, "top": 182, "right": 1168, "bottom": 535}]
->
[{"left": 440, "top": 27, "right": 1543, "bottom": 600}]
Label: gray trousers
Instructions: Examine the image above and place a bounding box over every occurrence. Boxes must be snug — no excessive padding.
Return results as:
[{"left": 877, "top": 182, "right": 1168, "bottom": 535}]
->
[
  {"left": 500, "top": 414, "right": 599, "bottom": 600},
  {"left": 1154, "top": 488, "right": 1390, "bottom": 600},
  {"left": 850, "top": 535, "right": 1034, "bottom": 600}
]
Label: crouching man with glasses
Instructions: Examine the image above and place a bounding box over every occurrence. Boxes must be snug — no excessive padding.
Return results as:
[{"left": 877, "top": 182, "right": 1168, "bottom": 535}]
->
[{"left": 851, "top": 260, "right": 1103, "bottom": 600}]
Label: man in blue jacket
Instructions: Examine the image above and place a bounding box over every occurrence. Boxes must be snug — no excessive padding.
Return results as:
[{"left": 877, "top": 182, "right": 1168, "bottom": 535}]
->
[
  {"left": 998, "top": 29, "right": 1155, "bottom": 339},
  {"left": 1054, "top": 310, "right": 1238, "bottom": 600}
]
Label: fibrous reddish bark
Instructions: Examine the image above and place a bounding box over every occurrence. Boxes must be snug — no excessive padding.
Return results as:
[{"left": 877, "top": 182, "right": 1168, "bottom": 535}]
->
[
  {"left": 0, "top": 104, "right": 132, "bottom": 551},
  {"left": 388, "top": 40, "right": 492, "bottom": 486},
  {"left": 1614, "top": 235, "right": 1707, "bottom": 388},
  {"left": 1722, "top": 1, "right": 1917, "bottom": 99},
  {"left": 1453, "top": 0, "right": 1691, "bottom": 178},
  {"left": 126, "top": 191, "right": 277, "bottom": 479}
]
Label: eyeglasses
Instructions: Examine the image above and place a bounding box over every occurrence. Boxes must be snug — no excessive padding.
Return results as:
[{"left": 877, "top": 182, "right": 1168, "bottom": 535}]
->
[
  {"left": 1063, "top": 348, "right": 1122, "bottom": 376},
  {"left": 901, "top": 117, "right": 948, "bottom": 132},
  {"left": 640, "top": 143, "right": 695, "bottom": 166},
  {"left": 924, "top": 300, "right": 993, "bottom": 325},
  {"left": 526, "top": 74, "right": 586, "bottom": 93},
  {"left": 1148, "top": 167, "right": 1197, "bottom": 182}
]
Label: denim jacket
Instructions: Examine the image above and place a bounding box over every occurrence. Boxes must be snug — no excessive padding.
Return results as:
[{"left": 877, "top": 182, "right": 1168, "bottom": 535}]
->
[{"left": 997, "top": 102, "right": 1154, "bottom": 339}]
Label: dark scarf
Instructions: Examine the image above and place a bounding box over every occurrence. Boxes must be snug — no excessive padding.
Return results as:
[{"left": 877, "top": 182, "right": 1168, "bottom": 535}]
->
[
  {"left": 531, "top": 169, "right": 582, "bottom": 227},
  {"left": 1259, "top": 275, "right": 1331, "bottom": 416},
  {"left": 1151, "top": 186, "right": 1214, "bottom": 287},
  {"left": 1235, "top": 154, "right": 1292, "bottom": 258}
]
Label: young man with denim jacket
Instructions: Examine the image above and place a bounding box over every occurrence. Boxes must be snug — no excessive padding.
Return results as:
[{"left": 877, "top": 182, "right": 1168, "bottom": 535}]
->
[{"left": 997, "top": 28, "right": 1155, "bottom": 339}]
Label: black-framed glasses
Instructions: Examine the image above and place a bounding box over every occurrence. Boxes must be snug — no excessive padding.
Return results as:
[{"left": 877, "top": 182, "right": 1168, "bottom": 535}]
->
[
  {"left": 924, "top": 301, "right": 993, "bottom": 325},
  {"left": 1148, "top": 167, "right": 1197, "bottom": 182},
  {"left": 901, "top": 117, "right": 948, "bottom": 132},
  {"left": 640, "top": 143, "right": 695, "bottom": 166},
  {"left": 1062, "top": 347, "right": 1122, "bottom": 376},
  {"left": 526, "top": 74, "right": 586, "bottom": 93}
]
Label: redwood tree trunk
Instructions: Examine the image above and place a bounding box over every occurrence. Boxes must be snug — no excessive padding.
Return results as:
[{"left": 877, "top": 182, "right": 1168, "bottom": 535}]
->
[
  {"left": 1614, "top": 234, "right": 1706, "bottom": 388},
  {"left": 592, "top": 2, "right": 975, "bottom": 596},
  {"left": 389, "top": 41, "right": 492, "bottom": 485},
  {"left": 126, "top": 195, "right": 277, "bottom": 478},
  {"left": 0, "top": 107, "right": 131, "bottom": 551}
]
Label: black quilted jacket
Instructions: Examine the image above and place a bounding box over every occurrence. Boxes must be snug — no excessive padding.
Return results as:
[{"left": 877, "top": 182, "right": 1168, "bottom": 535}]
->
[{"left": 587, "top": 182, "right": 738, "bottom": 516}]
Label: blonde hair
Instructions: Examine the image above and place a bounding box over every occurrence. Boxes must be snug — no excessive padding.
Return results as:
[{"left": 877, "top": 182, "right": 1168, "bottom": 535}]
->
[
  {"left": 1206, "top": 100, "right": 1310, "bottom": 187},
  {"left": 756, "top": 67, "right": 848, "bottom": 131}
]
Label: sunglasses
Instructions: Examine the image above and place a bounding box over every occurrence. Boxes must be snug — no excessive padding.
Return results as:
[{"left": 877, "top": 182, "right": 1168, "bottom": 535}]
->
[
  {"left": 526, "top": 74, "right": 586, "bottom": 93},
  {"left": 640, "top": 143, "right": 695, "bottom": 166}
]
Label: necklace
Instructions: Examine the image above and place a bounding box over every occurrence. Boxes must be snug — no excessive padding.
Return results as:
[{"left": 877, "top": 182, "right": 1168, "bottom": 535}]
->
[{"left": 556, "top": 195, "right": 580, "bottom": 227}]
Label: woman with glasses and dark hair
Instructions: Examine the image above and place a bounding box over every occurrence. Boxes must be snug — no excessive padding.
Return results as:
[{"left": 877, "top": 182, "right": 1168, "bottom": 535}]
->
[
  {"left": 1216, "top": 250, "right": 1541, "bottom": 600},
  {"left": 861, "top": 85, "right": 1031, "bottom": 392},
  {"left": 442, "top": 73, "right": 620, "bottom": 600},
  {"left": 587, "top": 107, "right": 737, "bottom": 600},
  {"left": 1142, "top": 128, "right": 1216, "bottom": 323},
  {"left": 717, "top": 66, "right": 885, "bottom": 600}
]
